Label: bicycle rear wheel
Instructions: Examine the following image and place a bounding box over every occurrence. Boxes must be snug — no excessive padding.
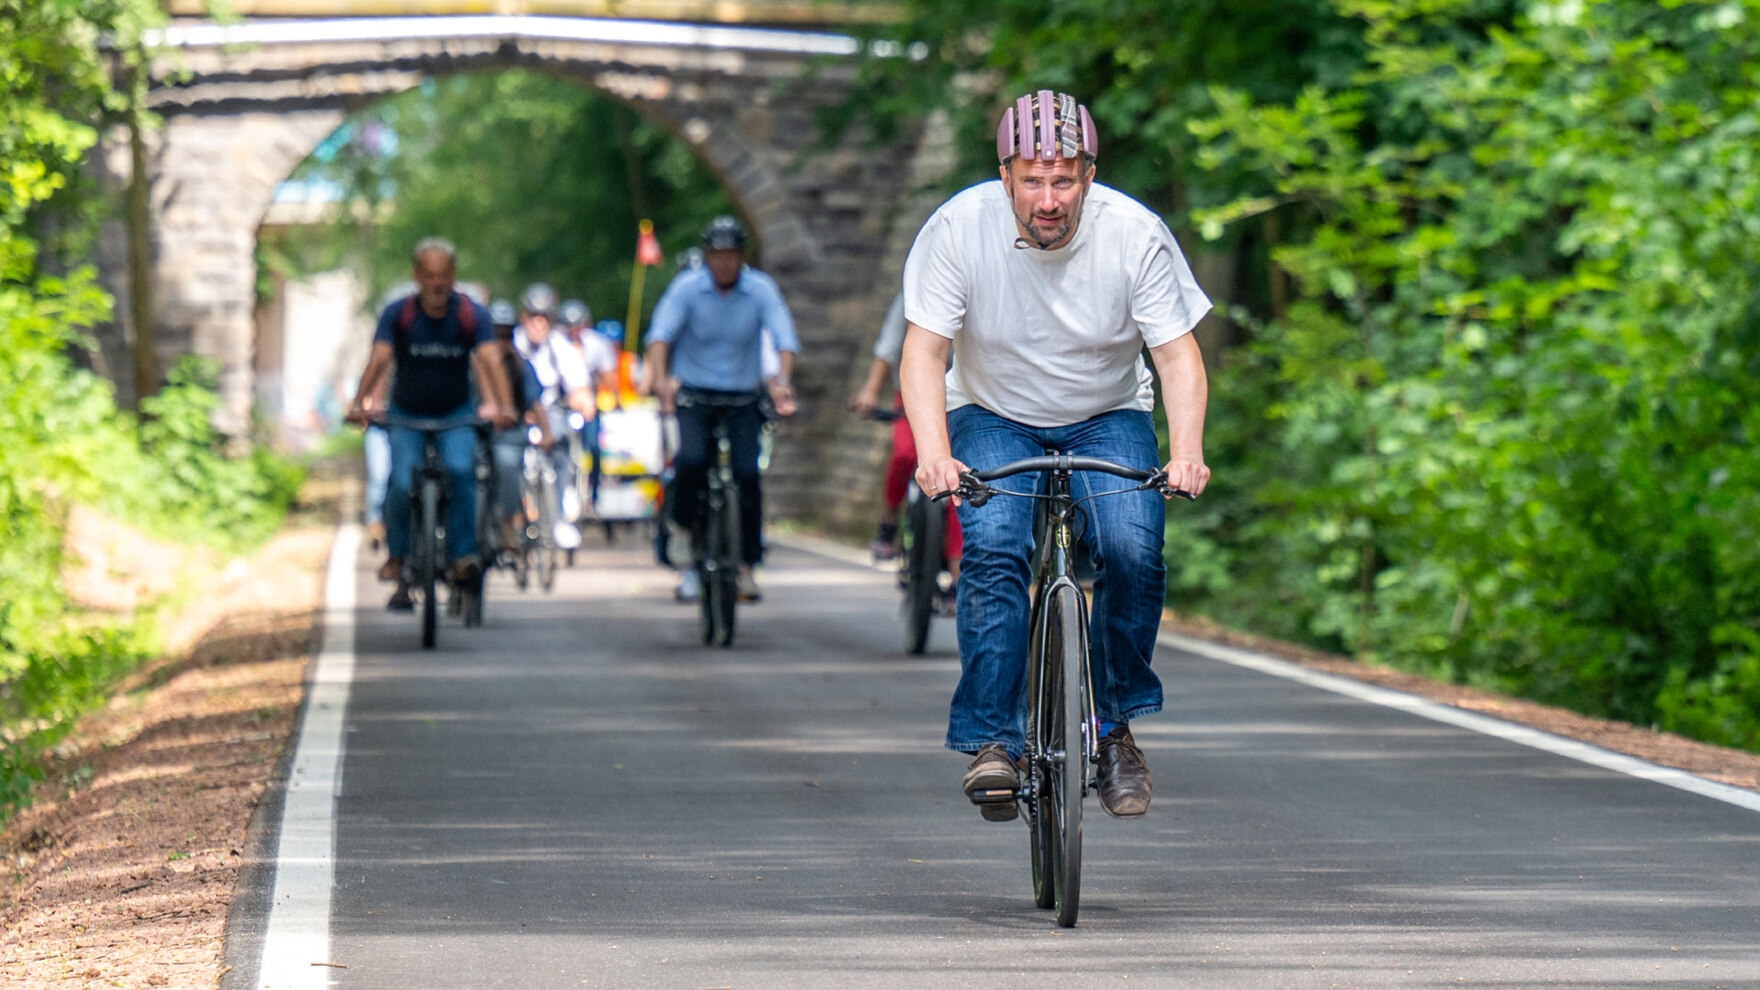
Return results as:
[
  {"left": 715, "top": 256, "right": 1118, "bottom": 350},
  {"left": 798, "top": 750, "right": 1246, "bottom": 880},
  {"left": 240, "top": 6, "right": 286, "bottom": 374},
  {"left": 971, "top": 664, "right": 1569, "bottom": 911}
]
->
[
  {"left": 902, "top": 491, "right": 944, "bottom": 655},
  {"left": 1050, "top": 583, "right": 1086, "bottom": 927},
  {"left": 418, "top": 479, "right": 440, "bottom": 649}
]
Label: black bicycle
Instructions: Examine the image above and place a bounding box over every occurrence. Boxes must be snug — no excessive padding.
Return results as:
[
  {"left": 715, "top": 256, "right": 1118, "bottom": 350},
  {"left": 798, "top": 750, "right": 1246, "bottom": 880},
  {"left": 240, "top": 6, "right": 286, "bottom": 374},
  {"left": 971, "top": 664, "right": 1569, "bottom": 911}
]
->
[
  {"left": 381, "top": 410, "right": 487, "bottom": 648},
  {"left": 864, "top": 408, "right": 952, "bottom": 654},
  {"left": 519, "top": 422, "right": 560, "bottom": 593},
  {"left": 678, "top": 391, "right": 757, "bottom": 648},
  {"left": 941, "top": 455, "right": 1190, "bottom": 928}
]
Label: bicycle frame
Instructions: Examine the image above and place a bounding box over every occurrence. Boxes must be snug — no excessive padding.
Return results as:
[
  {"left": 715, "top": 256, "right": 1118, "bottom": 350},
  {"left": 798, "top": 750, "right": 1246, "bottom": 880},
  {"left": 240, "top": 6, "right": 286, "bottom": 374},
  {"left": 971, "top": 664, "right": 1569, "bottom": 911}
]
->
[{"left": 1023, "top": 470, "right": 1098, "bottom": 809}]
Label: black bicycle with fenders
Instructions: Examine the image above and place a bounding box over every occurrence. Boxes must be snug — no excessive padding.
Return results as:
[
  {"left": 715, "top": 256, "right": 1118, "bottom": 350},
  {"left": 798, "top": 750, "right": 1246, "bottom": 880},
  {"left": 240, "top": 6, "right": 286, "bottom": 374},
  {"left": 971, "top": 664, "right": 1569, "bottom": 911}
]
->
[
  {"left": 677, "top": 389, "right": 764, "bottom": 647},
  {"left": 380, "top": 409, "right": 490, "bottom": 648},
  {"left": 938, "top": 454, "right": 1192, "bottom": 928}
]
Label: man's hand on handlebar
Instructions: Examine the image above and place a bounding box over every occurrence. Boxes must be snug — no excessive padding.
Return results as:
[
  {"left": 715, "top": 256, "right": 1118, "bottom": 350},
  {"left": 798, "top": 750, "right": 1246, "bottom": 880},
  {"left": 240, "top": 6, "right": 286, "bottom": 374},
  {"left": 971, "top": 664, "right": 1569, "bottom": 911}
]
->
[
  {"left": 346, "top": 395, "right": 382, "bottom": 427},
  {"left": 915, "top": 454, "right": 969, "bottom": 507},
  {"left": 1161, "top": 454, "right": 1210, "bottom": 499},
  {"left": 767, "top": 378, "right": 798, "bottom": 418},
  {"left": 847, "top": 382, "right": 881, "bottom": 417},
  {"left": 477, "top": 401, "right": 517, "bottom": 430}
]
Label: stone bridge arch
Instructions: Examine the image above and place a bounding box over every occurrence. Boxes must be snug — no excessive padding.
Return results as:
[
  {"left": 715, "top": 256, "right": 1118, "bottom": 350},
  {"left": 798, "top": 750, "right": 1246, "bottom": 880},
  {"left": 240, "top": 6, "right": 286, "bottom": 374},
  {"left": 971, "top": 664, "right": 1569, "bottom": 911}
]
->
[{"left": 98, "top": 16, "right": 954, "bottom": 526}]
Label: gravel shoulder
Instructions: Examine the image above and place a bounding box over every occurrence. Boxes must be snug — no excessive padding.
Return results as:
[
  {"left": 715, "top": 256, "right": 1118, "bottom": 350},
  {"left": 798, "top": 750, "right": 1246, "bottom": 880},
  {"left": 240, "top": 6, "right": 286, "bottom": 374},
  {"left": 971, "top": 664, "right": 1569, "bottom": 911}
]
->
[{"left": 3, "top": 490, "right": 1755, "bottom": 988}]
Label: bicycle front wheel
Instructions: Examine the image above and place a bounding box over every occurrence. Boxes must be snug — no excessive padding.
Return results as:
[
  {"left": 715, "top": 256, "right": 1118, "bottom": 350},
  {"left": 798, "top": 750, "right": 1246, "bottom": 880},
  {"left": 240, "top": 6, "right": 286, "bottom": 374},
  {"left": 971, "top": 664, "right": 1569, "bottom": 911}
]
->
[
  {"left": 418, "top": 479, "right": 441, "bottom": 649},
  {"left": 700, "top": 484, "right": 739, "bottom": 647},
  {"left": 534, "top": 471, "right": 558, "bottom": 593},
  {"left": 902, "top": 491, "right": 943, "bottom": 655},
  {"left": 1051, "top": 583, "right": 1087, "bottom": 926}
]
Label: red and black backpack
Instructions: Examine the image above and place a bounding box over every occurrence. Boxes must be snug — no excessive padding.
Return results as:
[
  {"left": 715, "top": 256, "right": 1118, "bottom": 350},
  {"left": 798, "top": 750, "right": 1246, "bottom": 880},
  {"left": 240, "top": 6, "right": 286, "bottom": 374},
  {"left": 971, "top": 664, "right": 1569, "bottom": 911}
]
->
[{"left": 393, "top": 292, "right": 478, "bottom": 348}]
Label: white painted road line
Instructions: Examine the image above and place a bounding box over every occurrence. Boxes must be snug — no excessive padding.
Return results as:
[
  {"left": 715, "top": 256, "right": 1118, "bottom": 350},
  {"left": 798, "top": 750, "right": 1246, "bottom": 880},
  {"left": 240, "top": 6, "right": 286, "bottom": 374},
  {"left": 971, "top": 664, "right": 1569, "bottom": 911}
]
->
[
  {"left": 256, "top": 525, "right": 360, "bottom": 989},
  {"left": 1161, "top": 630, "right": 1760, "bottom": 815}
]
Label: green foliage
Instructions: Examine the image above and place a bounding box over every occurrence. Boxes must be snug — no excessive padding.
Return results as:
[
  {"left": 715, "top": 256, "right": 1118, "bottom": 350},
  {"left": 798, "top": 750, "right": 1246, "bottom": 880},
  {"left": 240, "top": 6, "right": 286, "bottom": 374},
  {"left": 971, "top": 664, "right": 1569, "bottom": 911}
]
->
[
  {"left": 1184, "top": 0, "right": 1760, "bottom": 747},
  {"left": 285, "top": 70, "right": 735, "bottom": 321},
  {"left": 0, "top": 0, "right": 301, "bottom": 820},
  {"left": 829, "top": 0, "right": 1366, "bottom": 220}
]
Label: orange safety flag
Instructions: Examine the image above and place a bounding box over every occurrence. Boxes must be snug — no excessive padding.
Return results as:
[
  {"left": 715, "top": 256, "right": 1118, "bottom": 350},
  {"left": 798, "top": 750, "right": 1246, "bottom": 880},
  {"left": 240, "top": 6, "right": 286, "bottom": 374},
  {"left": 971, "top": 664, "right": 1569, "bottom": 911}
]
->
[{"left": 636, "top": 220, "right": 664, "bottom": 267}]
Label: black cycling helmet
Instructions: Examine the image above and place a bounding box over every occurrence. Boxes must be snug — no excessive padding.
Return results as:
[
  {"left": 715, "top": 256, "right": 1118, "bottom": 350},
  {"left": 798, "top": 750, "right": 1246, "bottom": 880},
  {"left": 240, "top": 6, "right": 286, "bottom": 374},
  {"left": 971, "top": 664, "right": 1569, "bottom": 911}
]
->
[
  {"left": 519, "top": 282, "right": 557, "bottom": 317},
  {"left": 559, "top": 299, "right": 591, "bottom": 329},
  {"left": 700, "top": 215, "right": 748, "bottom": 252},
  {"left": 488, "top": 298, "right": 518, "bottom": 328}
]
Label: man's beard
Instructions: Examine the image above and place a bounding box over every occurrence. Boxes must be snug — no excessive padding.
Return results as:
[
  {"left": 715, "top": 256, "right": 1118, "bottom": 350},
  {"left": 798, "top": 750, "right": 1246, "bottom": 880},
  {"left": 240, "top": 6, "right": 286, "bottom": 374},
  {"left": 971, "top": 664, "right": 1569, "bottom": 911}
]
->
[{"left": 1012, "top": 192, "right": 1085, "bottom": 250}]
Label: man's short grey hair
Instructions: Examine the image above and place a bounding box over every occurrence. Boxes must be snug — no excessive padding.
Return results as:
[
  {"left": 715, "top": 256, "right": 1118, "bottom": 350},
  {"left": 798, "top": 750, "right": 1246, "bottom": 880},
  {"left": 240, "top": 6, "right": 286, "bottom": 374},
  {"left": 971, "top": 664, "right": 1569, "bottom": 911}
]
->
[{"left": 412, "top": 237, "right": 457, "bottom": 266}]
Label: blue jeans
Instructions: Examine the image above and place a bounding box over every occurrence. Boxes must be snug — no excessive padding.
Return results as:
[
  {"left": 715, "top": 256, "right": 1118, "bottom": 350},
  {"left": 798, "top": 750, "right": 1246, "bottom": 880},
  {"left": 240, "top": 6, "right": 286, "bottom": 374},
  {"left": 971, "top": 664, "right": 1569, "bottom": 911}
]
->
[
  {"left": 385, "top": 405, "right": 480, "bottom": 563},
  {"left": 672, "top": 391, "right": 766, "bottom": 566},
  {"left": 491, "top": 428, "right": 527, "bottom": 520},
  {"left": 363, "top": 423, "right": 391, "bottom": 528},
  {"left": 946, "top": 405, "right": 1168, "bottom": 754}
]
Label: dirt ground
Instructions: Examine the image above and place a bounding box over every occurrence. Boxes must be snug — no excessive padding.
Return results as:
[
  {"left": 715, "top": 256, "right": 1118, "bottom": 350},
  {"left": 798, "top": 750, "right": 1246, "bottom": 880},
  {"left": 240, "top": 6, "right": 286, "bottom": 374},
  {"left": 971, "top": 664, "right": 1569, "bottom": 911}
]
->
[
  {"left": 3, "top": 477, "right": 1757, "bottom": 988},
  {"left": 0, "top": 470, "right": 343, "bottom": 989}
]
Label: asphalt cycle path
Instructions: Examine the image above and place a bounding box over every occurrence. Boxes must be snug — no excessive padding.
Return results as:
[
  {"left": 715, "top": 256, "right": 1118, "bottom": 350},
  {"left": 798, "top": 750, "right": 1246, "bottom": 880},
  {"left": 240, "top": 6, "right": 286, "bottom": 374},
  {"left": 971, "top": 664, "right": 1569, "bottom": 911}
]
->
[{"left": 240, "top": 529, "right": 1760, "bottom": 990}]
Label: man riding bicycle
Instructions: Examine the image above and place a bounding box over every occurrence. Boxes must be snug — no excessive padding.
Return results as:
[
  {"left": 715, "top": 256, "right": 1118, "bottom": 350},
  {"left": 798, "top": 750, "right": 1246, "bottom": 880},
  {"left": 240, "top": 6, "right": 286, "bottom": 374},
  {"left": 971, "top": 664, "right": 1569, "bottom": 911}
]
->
[
  {"left": 901, "top": 91, "right": 1212, "bottom": 820},
  {"left": 850, "top": 291, "right": 964, "bottom": 613},
  {"left": 347, "top": 238, "right": 514, "bottom": 610},
  {"left": 513, "top": 282, "right": 594, "bottom": 552},
  {"left": 641, "top": 215, "right": 799, "bottom": 603},
  {"left": 487, "top": 298, "right": 555, "bottom": 555}
]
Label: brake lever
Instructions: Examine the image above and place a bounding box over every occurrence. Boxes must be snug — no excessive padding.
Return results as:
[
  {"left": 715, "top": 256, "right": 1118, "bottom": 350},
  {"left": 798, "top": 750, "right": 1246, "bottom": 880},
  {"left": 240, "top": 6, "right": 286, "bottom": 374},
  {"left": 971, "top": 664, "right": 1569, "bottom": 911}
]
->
[
  {"left": 932, "top": 470, "right": 992, "bottom": 507},
  {"left": 1141, "top": 469, "right": 1198, "bottom": 502}
]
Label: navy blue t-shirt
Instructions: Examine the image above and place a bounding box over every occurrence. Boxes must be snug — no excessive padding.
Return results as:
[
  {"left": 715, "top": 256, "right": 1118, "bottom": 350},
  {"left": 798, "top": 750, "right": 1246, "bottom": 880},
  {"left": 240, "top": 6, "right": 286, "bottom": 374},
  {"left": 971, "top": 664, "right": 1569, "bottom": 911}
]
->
[{"left": 374, "top": 294, "right": 495, "bottom": 416}]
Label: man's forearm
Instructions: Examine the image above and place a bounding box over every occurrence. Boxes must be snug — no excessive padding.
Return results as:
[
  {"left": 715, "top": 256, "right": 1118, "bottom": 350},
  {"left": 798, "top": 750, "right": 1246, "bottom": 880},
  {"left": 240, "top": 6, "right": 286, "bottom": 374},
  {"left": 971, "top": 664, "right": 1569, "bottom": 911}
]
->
[
  {"left": 1150, "top": 336, "right": 1208, "bottom": 459},
  {"left": 899, "top": 327, "right": 952, "bottom": 460}
]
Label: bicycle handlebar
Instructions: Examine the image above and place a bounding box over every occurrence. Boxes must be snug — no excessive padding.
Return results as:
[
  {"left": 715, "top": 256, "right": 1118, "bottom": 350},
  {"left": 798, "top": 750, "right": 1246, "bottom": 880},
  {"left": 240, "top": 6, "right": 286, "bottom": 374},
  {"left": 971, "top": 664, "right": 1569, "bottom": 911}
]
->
[
  {"left": 935, "top": 455, "right": 1197, "bottom": 506},
  {"left": 377, "top": 410, "right": 486, "bottom": 433}
]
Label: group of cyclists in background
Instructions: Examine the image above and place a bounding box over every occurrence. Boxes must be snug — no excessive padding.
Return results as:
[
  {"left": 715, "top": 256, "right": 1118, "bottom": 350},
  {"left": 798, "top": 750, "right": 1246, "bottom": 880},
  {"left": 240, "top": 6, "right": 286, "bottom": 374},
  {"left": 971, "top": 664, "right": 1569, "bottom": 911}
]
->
[
  {"left": 343, "top": 91, "right": 1215, "bottom": 869},
  {"left": 345, "top": 214, "right": 796, "bottom": 614}
]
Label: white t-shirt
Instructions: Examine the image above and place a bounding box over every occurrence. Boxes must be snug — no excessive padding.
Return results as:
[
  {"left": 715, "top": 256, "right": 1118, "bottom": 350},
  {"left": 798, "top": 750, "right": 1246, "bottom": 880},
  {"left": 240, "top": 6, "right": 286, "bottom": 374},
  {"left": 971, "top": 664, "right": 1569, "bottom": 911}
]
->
[
  {"left": 514, "top": 330, "right": 589, "bottom": 406},
  {"left": 577, "top": 332, "right": 620, "bottom": 380},
  {"left": 903, "top": 180, "right": 1211, "bottom": 428}
]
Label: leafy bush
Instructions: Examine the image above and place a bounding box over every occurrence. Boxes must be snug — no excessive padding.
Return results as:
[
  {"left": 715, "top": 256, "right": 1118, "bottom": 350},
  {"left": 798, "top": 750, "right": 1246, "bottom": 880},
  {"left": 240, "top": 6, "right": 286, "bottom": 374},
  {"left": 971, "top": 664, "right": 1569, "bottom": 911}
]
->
[{"left": 1183, "top": 0, "right": 1760, "bottom": 748}]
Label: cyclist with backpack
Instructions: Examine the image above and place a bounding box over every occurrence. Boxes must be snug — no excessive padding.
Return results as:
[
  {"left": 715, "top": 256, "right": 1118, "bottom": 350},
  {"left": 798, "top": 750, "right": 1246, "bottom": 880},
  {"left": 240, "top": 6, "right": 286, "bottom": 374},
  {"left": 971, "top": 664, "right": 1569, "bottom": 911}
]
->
[
  {"left": 347, "top": 238, "right": 514, "bottom": 609},
  {"left": 901, "top": 92, "right": 1212, "bottom": 820}
]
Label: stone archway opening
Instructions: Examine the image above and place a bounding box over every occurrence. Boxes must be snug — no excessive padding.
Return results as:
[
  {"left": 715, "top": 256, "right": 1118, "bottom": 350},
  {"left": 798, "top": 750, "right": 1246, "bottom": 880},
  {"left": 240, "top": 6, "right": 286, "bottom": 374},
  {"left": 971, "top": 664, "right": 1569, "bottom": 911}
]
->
[{"left": 252, "top": 65, "right": 752, "bottom": 448}]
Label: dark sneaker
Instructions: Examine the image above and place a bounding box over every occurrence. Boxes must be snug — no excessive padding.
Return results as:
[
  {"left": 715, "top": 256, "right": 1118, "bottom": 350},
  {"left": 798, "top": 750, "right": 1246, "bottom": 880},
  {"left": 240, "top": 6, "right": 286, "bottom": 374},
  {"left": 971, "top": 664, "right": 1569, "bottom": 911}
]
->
[
  {"left": 1096, "top": 724, "right": 1152, "bottom": 818},
  {"left": 736, "top": 569, "right": 762, "bottom": 602},
  {"left": 386, "top": 584, "right": 413, "bottom": 611},
  {"left": 448, "top": 556, "right": 483, "bottom": 589},
  {"left": 962, "top": 743, "right": 1020, "bottom": 821},
  {"left": 870, "top": 522, "right": 898, "bottom": 561}
]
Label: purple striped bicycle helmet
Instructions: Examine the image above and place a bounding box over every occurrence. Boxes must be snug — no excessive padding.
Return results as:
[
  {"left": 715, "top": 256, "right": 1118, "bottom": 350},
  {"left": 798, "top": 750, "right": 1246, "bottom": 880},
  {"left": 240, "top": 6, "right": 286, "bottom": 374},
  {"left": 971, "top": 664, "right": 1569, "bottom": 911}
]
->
[{"left": 997, "top": 90, "right": 1098, "bottom": 165}]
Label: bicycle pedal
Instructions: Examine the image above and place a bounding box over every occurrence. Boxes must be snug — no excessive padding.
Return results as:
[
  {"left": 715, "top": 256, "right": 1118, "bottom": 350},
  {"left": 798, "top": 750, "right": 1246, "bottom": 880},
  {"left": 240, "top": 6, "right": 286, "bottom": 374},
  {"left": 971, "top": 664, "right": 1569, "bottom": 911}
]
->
[
  {"left": 968, "top": 788, "right": 1017, "bottom": 804},
  {"left": 979, "top": 801, "right": 1019, "bottom": 822}
]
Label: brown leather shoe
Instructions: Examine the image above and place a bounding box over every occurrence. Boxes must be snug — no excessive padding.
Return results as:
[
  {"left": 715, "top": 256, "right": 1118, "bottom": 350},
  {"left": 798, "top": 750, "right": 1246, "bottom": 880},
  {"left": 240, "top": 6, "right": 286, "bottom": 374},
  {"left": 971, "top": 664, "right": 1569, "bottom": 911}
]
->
[
  {"left": 378, "top": 556, "right": 403, "bottom": 584},
  {"left": 962, "top": 743, "right": 1020, "bottom": 821},
  {"left": 1096, "top": 725, "right": 1152, "bottom": 818}
]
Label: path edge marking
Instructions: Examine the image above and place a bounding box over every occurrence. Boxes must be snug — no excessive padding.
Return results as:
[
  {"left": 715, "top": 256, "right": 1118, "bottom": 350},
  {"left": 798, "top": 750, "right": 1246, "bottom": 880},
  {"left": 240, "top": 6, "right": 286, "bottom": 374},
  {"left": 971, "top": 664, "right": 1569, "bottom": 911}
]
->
[
  {"left": 1159, "top": 630, "right": 1760, "bottom": 815},
  {"left": 255, "top": 524, "right": 360, "bottom": 988}
]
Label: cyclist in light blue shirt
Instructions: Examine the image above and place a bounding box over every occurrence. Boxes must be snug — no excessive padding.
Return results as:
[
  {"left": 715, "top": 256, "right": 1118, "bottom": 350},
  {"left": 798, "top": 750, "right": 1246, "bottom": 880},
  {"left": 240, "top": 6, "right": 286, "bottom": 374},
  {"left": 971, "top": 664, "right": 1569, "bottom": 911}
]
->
[{"left": 642, "top": 215, "right": 799, "bottom": 602}]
